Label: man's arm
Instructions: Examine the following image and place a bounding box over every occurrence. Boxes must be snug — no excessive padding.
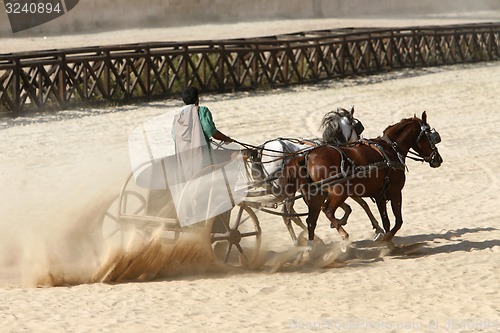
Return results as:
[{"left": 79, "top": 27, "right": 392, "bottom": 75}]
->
[
  {"left": 199, "top": 106, "right": 233, "bottom": 143},
  {"left": 212, "top": 130, "right": 233, "bottom": 143}
]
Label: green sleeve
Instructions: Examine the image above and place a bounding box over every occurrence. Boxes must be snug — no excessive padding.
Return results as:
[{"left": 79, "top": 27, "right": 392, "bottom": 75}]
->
[{"left": 198, "top": 106, "right": 218, "bottom": 139}]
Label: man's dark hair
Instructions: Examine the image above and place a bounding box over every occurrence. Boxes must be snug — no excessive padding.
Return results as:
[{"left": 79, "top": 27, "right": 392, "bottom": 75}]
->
[{"left": 182, "top": 87, "right": 199, "bottom": 105}]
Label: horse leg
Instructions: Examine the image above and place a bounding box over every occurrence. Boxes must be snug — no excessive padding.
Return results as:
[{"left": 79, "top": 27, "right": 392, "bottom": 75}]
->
[
  {"left": 305, "top": 194, "right": 324, "bottom": 245},
  {"left": 386, "top": 192, "right": 403, "bottom": 241},
  {"left": 322, "top": 190, "right": 349, "bottom": 240},
  {"left": 352, "top": 196, "right": 385, "bottom": 237},
  {"left": 337, "top": 202, "right": 352, "bottom": 226},
  {"left": 324, "top": 195, "right": 351, "bottom": 226},
  {"left": 376, "top": 198, "right": 391, "bottom": 234}
]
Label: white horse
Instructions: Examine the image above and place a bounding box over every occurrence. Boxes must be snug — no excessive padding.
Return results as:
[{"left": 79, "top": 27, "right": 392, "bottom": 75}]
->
[{"left": 254, "top": 107, "right": 383, "bottom": 242}]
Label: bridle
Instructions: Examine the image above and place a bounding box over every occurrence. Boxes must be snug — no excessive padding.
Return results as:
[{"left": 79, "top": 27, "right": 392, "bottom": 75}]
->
[
  {"left": 381, "top": 120, "right": 441, "bottom": 165},
  {"left": 408, "top": 122, "right": 441, "bottom": 163},
  {"left": 338, "top": 114, "right": 365, "bottom": 143}
]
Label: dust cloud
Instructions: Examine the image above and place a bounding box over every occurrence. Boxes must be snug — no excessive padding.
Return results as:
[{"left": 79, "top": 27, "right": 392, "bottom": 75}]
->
[{"left": 0, "top": 184, "right": 219, "bottom": 287}]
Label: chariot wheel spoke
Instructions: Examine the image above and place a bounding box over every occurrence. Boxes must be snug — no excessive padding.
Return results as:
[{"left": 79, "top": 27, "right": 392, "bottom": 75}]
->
[
  {"left": 240, "top": 231, "right": 259, "bottom": 238},
  {"left": 221, "top": 212, "right": 232, "bottom": 232},
  {"left": 211, "top": 233, "right": 230, "bottom": 242},
  {"left": 105, "top": 211, "right": 122, "bottom": 224},
  {"left": 223, "top": 244, "right": 233, "bottom": 263},
  {"left": 236, "top": 215, "right": 251, "bottom": 228},
  {"left": 234, "top": 206, "right": 244, "bottom": 228},
  {"left": 235, "top": 243, "right": 245, "bottom": 255}
]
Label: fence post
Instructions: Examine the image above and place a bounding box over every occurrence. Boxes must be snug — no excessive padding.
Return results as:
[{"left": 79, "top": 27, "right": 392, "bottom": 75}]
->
[
  {"left": 339, "top": 37, "right": 346, "bottom": 77},
  {"left": 365, "top": 36, "right": 371, "bottom": 74},
  {"left": 145, "top": 47, "right": 151, "bottom": 101},
  {"left": 183, "top": 44, "right": 189, "bottom": 88},
  {"left": 125, "top": 57, "right": 130, "bottom": 97},
  {"left": 314, "top": 40, "right": 320, "bottom": 80},
  {"left": 469, "top": 28, "right": 475, "bottom": 62},
  {"left": 284, "top": 42, "right": 290, "bottom": 84},
  {"left": 411, "top": 29, "right": 416, "bottom": 68},
  {"left": 58, "top": 54, "right": 66, "bottom": 109},
  {"left": 487, "top": 27, "right": 493, "bottom": 60},
  {"left": 13, "top": 58, "right": 21, "bottom": 113},
  {"left": 103, "top": 51, "right": 110, "bottom": 100},
  {"left": 387, "top": 32, "right": 393, "bottom": 69},
  {"left": 253, "top": 44, "right": 259, "bottom": 88},
  {"left": 218, "top": 43, "right": 225, "bottom": 91}
]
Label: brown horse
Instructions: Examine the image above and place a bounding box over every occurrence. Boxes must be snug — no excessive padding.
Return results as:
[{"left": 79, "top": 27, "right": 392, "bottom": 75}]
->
[{"left": 279, "top": 111, "right": 443, "bottom": 244}]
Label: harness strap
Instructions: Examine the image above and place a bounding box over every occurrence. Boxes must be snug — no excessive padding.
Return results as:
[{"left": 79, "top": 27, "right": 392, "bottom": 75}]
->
[
  {"left": 361, "top": 138, "right": 406, "bottom": 171},
  {"left": 381, "top": 135, "right": 407, "bottom": 169},
  {"left": 357, "top": 138, "right": 405, "bottom": 201},
  {"left": 326, "top": 145, "right": 357, "bottom": 177},
  {"left": 407, "top": 150, "right": 426, "bottom": 162}
]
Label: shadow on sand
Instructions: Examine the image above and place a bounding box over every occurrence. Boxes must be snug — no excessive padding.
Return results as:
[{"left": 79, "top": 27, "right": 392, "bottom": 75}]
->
[
  {"left": 267, "top": 227, "right": 499, "bottom": 272},
  {"left": 333, "top": 227, "right": 499, "bottom": 264}
]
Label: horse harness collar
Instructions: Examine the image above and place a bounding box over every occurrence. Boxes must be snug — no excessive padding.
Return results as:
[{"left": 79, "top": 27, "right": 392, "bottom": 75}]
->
[
  {"left": 358, "top": 138, "right": 407, "bottom": 201},
  {"left": 361, "top": 138, "right": 406, "bottom": 172}
]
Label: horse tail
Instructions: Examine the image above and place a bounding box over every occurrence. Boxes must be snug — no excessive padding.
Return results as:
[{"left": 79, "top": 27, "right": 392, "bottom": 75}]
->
[{"left": 274, "top": 155, "right": 308, "bottom": 199}]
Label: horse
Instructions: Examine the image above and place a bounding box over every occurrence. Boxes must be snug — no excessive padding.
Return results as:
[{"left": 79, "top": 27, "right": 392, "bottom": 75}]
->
[
  {"left": 278, "top": 111, "right": 442, "bottom": 245},
  {"left": 250, "top": 107, "right": 381, "bottom": 242}
]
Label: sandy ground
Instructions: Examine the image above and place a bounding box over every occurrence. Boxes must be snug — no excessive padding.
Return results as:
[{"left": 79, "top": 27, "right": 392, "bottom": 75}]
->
[{"left": 1, "top": 19, "right": 500, "bottom": 333}]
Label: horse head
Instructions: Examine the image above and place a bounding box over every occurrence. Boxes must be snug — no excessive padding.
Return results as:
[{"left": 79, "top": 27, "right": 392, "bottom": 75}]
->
[
  {"left": 412, "top": 111, "right": 443, "bottom": 168},
  {"left": 384, "top": 111, "right": 443, "bottom": 168},
  {"left": 320, "top": 106, "right": 364, "bottom": 144}
]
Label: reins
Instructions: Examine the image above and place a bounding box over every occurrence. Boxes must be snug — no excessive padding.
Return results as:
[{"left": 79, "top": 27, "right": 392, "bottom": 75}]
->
[
  {"left": 232, "top": 138, "right": 318, "bottom": 164},
  {"left": 407, "top": 150, "right": 426, "bottom": 162}
]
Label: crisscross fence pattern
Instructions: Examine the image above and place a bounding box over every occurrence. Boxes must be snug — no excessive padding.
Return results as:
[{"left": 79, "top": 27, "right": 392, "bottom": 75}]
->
[{"left": 1, "top": 22, "right": 499, "bottom": 113}]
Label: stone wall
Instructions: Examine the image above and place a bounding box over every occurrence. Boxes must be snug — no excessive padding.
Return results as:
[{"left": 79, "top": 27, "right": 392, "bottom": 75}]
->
[{"left": 1, "top": 0, "right": 499, "bottom": 36}]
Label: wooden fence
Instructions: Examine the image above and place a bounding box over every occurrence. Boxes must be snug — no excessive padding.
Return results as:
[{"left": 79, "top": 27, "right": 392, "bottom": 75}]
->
[{"left": 1, "top": 22, "right": 499, "bottom": 113}]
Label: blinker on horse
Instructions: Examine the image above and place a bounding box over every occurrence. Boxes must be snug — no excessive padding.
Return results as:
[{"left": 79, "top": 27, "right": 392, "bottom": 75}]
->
[{"left": 279, "top": 111, "right": 443, "bottom": 244}]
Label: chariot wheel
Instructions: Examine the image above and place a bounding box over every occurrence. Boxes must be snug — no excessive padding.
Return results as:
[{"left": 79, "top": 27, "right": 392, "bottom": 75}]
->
[
  {"left": 99, "top": 190, "right": 156, "bottom": 249},
  {"left": 211, "top": 203, "right": 261, "bottom": 267}
]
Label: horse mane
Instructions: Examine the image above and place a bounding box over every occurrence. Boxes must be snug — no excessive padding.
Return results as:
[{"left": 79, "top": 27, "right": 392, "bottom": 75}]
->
[
  {"left": 382, "top": 116, "right": 418, "bottom": 137},
  {"left": 320, "top": 107, "right": 351, "bottom": 144}
]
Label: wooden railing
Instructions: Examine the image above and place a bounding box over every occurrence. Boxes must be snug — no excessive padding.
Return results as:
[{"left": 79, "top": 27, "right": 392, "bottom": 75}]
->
[{"left": 1, "top": 22, "right": 499, "bottom": 113}]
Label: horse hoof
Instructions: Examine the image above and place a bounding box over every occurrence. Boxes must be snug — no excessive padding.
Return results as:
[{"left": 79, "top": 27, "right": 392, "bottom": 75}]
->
[
  {"left": 373, "top": 232, "right": 385, "bottom": 242},
  {"left": 330, "top": 221, "right": 346, "bottom": 228},
  {"left": 339, "top": 241, "right": 348, "bottom": 253}
]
